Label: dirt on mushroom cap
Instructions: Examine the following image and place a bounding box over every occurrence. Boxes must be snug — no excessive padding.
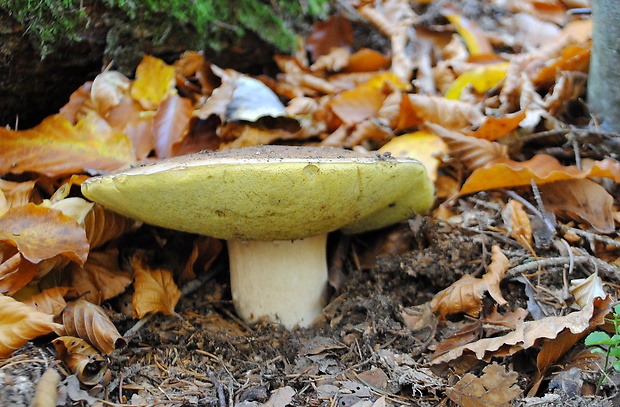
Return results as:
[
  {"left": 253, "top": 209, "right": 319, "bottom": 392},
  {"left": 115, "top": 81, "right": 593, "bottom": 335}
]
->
[{"left": 81, "top": 145, "right": 434, "bottom": 240}]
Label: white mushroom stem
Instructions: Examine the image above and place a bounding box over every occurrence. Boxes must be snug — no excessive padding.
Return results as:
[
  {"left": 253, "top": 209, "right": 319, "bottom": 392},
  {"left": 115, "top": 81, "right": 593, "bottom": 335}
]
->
[{"left": 227, "top": 234, "right": 328, "bottom": 329}]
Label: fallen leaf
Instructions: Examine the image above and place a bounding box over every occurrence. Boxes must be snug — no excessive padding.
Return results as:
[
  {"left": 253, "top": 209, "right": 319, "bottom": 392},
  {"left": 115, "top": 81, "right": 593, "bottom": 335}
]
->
[
  {"left": 468, "top": 111, "right": 526, "bottom": 141},
  {"left": 442, "top": 7, "right": 494, "bottom": 56},
  {"left": 0, "top": 180, "right": 36, "bottom": 216},
  {"left": 431, "top": 296, "right": 611, "bottom": 364},
  {"left": 0, "top": 203, "right": 89, "bottom": 265},
  {"left": 22, "top": 286, "right": 71, "bottom": 316},
  {"left": 0, "top": 293, "right": 62, "bottom": 358},
  {"left": 153, "top": 94, "right": 193, "bottom": 158},
  {"left": 132, "top": 254, "right": 181, "bottom": 319},
  {"left": 431, "top": 245, "right": 509, "bottom": 319},
  {"left": 407, "top": 95, "right": 485, "bottom": 130},
  {"left": 540, "top": 179, "right": 615, "bottom": 233},
  {"left": 90, "top": 70, "right": 131, "bottom": 115},
  {"left": 501, "top": 200, "right": 533, "bottom": 249},
  {"left": 61, "top": 299, "right": 126, "bottom": 355},
  {"left": 378, "top": 131, "right": 448, "bottom": 181},
  {"left": 52, "top": 336, "right": 108, "bottom": 385},
  {"left": 347, "top": 48, "right": 390, "bottom": 72},
  {"left": 0, "top": 113, "right": 134, "bottom": 177},
  {"left": 329, "top": 84, "right": 387, "bottom": 125},
  {"left": 31, "top": 368, "right": 61, "bottom": 407},
  {"left": 445, "top": 63, "right": 508, "bottom": 100},
  {"left": 570, "top": 272, "right": 606, "bottom": 309},
  {"left": 446, "top": 362, "right": 521, "bottom": 407},
  {"left": 459, "top": 155, "right": 620, "bottom": 196},
  {"left": 66, "top": 248, "right": 133, "bottom": 305},
  {"left": 130, "top": 55, "right": 176, "bottom": 110},
  {"left": 306, "top": 15, "right": 353, "bottom": 61},
  {"left": 423, "top": 122, "right": 508, "bottom": 170}
]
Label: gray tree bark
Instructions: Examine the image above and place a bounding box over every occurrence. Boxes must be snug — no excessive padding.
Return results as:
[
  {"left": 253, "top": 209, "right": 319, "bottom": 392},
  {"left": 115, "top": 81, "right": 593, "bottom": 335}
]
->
[{"left": 587, "top": 0, "right": 620, "bottom": 131}]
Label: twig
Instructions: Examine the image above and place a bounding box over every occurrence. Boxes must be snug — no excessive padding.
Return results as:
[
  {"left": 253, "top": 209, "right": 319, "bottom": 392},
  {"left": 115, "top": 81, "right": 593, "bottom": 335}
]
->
[
  {"left": 207, "top": 368, "right": 227, "bottom": 407},
  {"left": 559, "top": 225, "right": 620, "bottom": 248},
  {"left": 507, "top": 255, "right": 620, "bottom": 281}
]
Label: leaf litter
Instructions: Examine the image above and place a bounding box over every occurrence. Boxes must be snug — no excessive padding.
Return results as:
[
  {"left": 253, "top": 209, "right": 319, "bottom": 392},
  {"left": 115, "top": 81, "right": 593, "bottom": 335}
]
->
[{"left": 1, "top": 0, "right": 619, "bottom": 406}]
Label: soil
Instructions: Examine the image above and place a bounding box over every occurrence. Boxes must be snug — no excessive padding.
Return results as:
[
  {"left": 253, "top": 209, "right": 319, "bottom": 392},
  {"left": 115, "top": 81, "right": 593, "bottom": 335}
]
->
[{"left": 2, "top": 203, "right": 619, "bottom": 406}]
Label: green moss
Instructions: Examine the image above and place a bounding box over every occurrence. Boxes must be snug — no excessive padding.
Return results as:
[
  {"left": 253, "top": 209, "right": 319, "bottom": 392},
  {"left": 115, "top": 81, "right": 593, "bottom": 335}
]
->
[{"left": 0, "top": 0, "right": 330, "bottom": 57}]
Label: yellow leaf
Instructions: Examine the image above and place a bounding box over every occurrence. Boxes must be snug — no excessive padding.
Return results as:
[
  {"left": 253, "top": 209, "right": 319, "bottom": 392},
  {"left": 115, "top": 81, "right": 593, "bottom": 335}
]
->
[
  {"left": 132, "top": 254, "right": 181, "bottom": 319},
  {"left": 445, "top": 63, "right": 508, "bottom": 100},
  {"left": 379, "top": 131, "right": 448, "bottom": 181},
  {"left": 443, "top": 9, "right": 493, "bottom": 56},
  {"left": 0, "top": 293, "right": 62, "bottom": 358},
  {"left": 130, "top": 55, "right": 176, "bottom": 110}
]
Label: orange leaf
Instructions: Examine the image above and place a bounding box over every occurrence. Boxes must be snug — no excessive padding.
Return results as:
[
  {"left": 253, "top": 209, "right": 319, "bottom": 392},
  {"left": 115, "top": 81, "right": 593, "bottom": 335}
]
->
[
  {"left": 132, "top": 255, "right": 181, "bottom": 319},
  {"left": 0, "top": 180, "right": 36, "bottom": 216},
  {"left": 0, "top": 293, "right": 62, "bottom": 358},
  {"left": 61, "top": 299, "right": 126, "bottom": 355},
  {"left": 459, "top": 155, "right": 619, "bottom": 195},
  {"left": 0, "top": 113, "right": 134, "bottom": 177},
  {"left": 130, "top": 55, "right": 176, "bottom": 110},
  {"left": 534, "top": 42, "right": 591, "bottom": 85},
  {"left": 0, "top": 203, "right": 89, "bottom": 265},
  {"left": 329, "top": 85, "right": 386, "bottom": 125},
  {"left": 469, "top": 111, "right": 526, "bottom": 141},
  {"left": 346, "top": 48, "right": 390, "bottom": 72},
  {"left": 431, "top": 245, "right": 508, "bottom": 320}
]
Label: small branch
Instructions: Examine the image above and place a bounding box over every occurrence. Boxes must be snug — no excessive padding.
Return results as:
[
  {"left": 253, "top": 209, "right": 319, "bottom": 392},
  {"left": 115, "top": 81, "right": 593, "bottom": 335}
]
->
[{"left": 507, "top": 255, "right": 620, "bottom": 282}]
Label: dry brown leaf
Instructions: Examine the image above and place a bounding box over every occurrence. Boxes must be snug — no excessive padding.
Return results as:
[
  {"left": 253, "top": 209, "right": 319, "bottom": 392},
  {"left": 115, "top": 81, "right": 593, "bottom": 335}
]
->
[
  {"left": 0, "top": 180, "right": 36, "bottom": 216},
  {"left": 132, "top": 254, "right": 181, "bottom": 319},
  {"left": 329, "top": 85, "right": 387, "bottom": 125},
  {"left": 22, "top": 286, "right": 71, "bottom": 316},
  {"left": 0, "top": 293, "right": 62, "bottom": 358},
  {"left": 59, "top": 81, "right": 93, "bottom": 123},
  {"left": 52, "top": 336, "right": 107, "bottom": 386},
  {"left": 431, "top": 296, "right": 611, "bottom": 365},
  {"left": 446, "top": 362, "right": 521, "bottom": 407},
  {"left": 408, "top": 95, "right": 485, "bottom": 130},
  {"left": 540, "top": 179, "right": 615, "bottom": 233},
  {"left": 468, "top": 111, "right": 526, "bottom": 141},
  {"left": 459, "top": 155, "right": 620, "bottom": 196},
  {"left": 431, "top": 245, "right": 509, "bottom": 320},
  {"left": 310, "top": 47, "right": 351, "bottom": 72},
  {"left": 66, "top": 248, "right": 133, "bottom": 305},
  {"left": 0, "top": 252, "right": 38, "bottom": 296},
  {"left": 0, "top": 203, "right": 89, "bottom": 265},
  {"left": 306, "top": 15, "right": 353, "bottom": 61},
  {"left": 423, "top": 122, "right": 508, "bottom": 170},
  {"left": 61, "top": 299, "right": 126, "bottom": 355},
  {"left": 82, "top": 203, "right": 137, "bottom": 250},
  {"left": 501, "top": 200, "right": 533, "bottom": 249},
  {"left": 153, "top": 94, "right": 193, "bottom": 158},
  {"left": 347, "top": 49, "right": 390, "bottom": 73},
  {"left": 0, "top": 113, "right": 134, "bottom": 177},
  {"left": 130, "top": 55, "right": 176, "bottom": 110}
]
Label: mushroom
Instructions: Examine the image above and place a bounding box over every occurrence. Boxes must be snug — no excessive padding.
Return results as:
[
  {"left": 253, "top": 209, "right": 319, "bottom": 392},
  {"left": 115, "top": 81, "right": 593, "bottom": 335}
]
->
[{"left": 81, "top": 145, "right": 434, "bottom": 328}]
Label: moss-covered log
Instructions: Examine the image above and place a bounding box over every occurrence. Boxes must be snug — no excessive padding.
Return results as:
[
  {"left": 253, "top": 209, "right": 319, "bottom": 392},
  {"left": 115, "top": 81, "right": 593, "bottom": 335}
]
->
[{"left": 0, "top": 0, "right": 328, "bottom": 128}]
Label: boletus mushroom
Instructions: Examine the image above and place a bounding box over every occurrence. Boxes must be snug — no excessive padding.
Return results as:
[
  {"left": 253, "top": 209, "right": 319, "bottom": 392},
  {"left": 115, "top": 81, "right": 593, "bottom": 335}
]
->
[{"left": 81, "top": 145, "right": 434, "bottom": 328}]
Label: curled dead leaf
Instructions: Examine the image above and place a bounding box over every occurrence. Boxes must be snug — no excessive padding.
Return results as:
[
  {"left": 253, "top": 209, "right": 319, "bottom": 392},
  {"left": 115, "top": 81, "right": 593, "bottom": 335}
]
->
[
  {"left": 132, "top": 254, "right": 182, "bottom": 319},
  {"left": 501, "top": 200, "right": 533, "bottom": 249},
  {"left": 22, "top": 286, "right": 72, "bottom": 317},
  {"left": 446, "top": 362, "right": 521, "bottom": 407},
  {"left": 431, "top": 245, "right": 508, "bottom": 320},
  {"left": 52, "top": 336, "right": 108, "bottom": 386},
  {"left": 0, "top": 293, "right": 63, "bottom": 358},
  {"left": 61, "top": 299, "right": 126, "bottom": 355}
]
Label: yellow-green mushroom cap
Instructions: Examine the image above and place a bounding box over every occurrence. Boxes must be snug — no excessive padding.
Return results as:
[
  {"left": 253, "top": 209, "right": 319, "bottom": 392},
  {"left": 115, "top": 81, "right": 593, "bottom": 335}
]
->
[{"left": 81, "top": 145, "right": 434, "bottom": 240}]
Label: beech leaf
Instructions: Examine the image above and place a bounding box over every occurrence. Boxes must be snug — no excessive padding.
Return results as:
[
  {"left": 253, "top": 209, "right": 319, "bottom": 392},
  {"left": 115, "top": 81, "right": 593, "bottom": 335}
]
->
[
  {"left": 431, "top": 245, "right": 508, "bottom": 319},
  {"left": 52, "top": 336, "right": 108, "bottom": 386},
  {"left": 132, "top": 254, "right": 181, "bottom": 319},
  {"left": 446, "top": 362, "right": 521, "bottom": 407},
  {"left": 0, "top": 113, "right": 134, "bottom": 177},
  {"left": 0, "top": 203, "right": 89, "bottom": 265},
  {"left": 0, "top": 293, "right": 63, "bottom": 358},
  {"left": 130, "top": 55, "right": 176, "bottom": 110}
]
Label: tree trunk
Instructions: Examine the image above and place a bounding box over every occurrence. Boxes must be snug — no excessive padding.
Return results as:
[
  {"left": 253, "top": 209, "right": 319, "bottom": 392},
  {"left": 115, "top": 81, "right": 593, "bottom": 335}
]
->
[{"left": 587, "top": 0, "right": 620, "bottom": 131}]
